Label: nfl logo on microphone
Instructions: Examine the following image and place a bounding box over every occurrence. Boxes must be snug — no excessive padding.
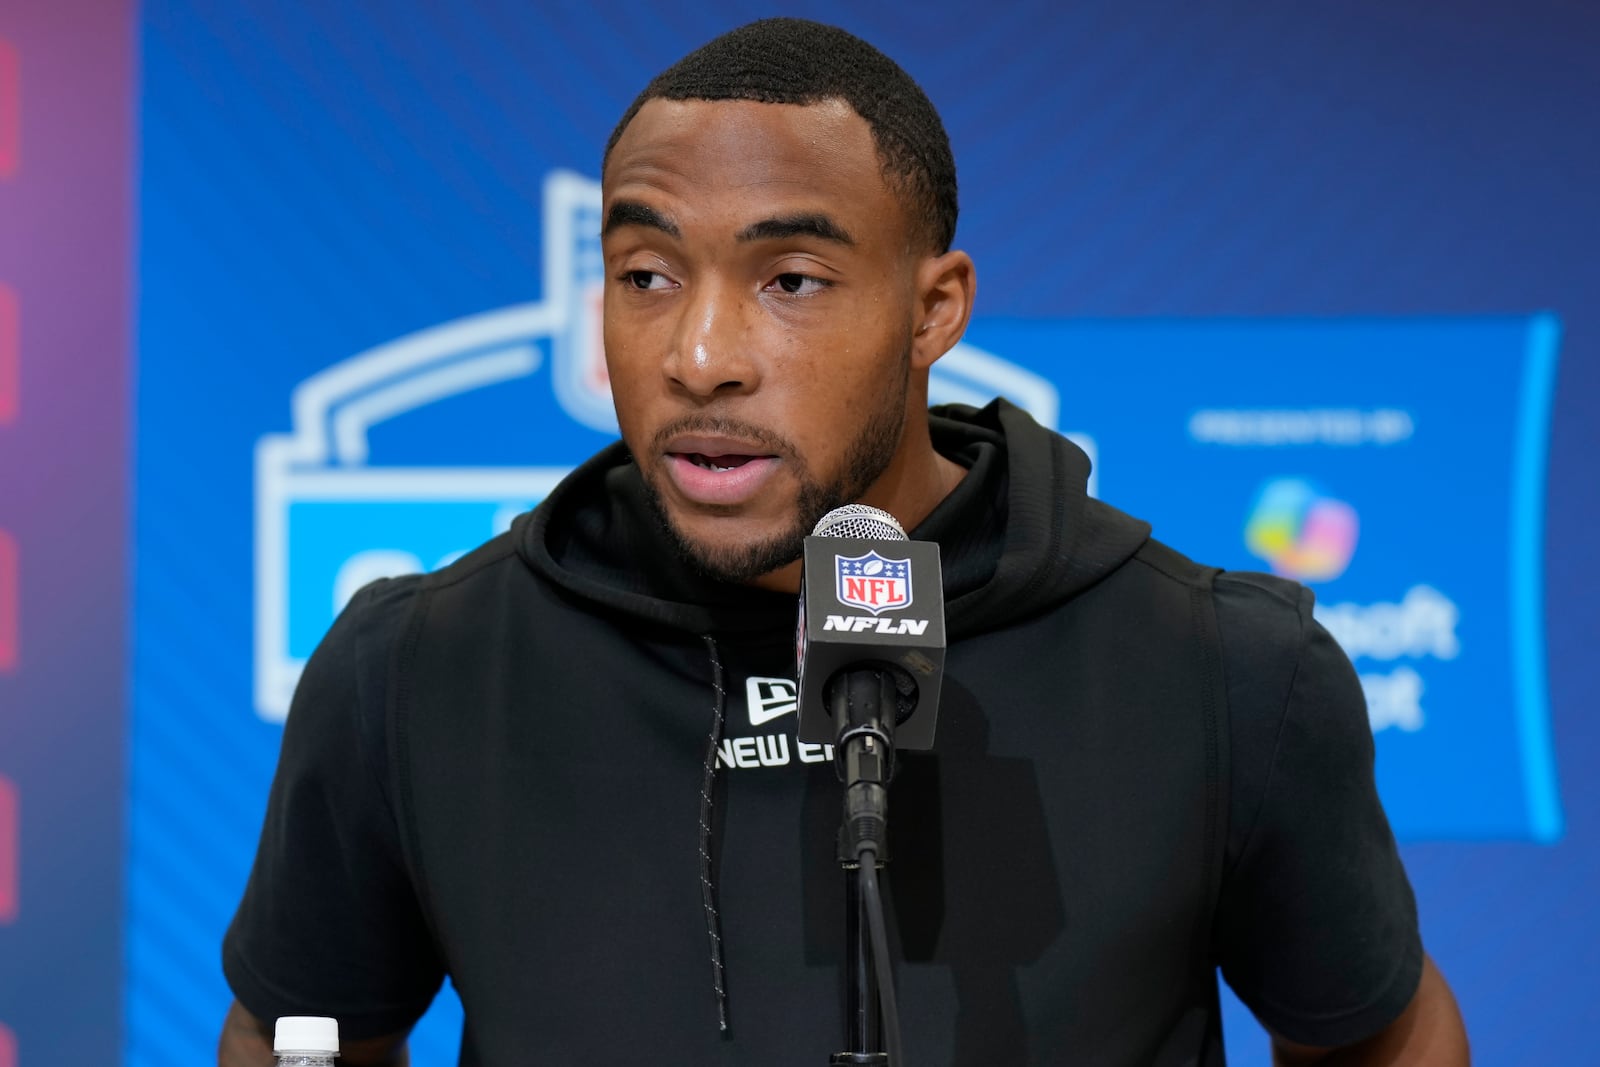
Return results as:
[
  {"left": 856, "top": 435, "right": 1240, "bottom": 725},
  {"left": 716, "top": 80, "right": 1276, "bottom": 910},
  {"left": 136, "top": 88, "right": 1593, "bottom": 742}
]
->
[{"left": 835, "top": 551, "right": 913, "bottom": 615}]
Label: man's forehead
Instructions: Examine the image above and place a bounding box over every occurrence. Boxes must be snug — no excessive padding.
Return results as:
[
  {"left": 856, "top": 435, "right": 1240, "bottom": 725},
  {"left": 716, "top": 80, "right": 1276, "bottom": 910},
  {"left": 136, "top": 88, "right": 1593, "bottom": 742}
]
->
[
  {"left": 602, "top": 97, "right": 913, "bottom": 250},
  {"left": 604, "top": 97, "right": 878, "bottom": 188}
]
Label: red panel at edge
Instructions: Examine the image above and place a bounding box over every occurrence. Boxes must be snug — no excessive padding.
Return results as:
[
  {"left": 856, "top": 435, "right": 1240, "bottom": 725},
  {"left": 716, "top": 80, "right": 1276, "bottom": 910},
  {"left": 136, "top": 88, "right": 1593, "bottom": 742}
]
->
[
  {"left": 0, "top": 283, "right": 15, "bottom": 424},
  {"left": 0, "top": 529, "right": 13, "bottom": 673},
  {"left": 0, "top": 774, "right": 16, "bottom": 923},
  {"left": 0, "top": 37, "right": 17, "bottom": 178}
]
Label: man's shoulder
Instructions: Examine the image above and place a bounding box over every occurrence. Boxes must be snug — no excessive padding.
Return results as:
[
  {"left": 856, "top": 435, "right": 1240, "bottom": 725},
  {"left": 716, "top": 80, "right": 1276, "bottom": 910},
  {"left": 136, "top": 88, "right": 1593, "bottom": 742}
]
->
[
  {"left": 1121, "top": 532, "right": 1217, "bottom": 591},
  {"left": 1124, "top": 532, "right": 1312, "bottom": 637},
  {"left": 1207, "top": 568, "right": 1369, "bottom": 797},
  {"left": 1212, "top": 568, "right": 1313, "bottom": 631},
  {"left": 320, "top": 530, "right": 527, "bottom": 673},
  {"left": 311, "top": 572, "right": 428, "bottom": 708},
  {"left": 1209, "top": 569, "right": 1321, "bottom": 678},
  {"left": 416, "top": 528, "right": 524, "bottom": 593},
  {"left": 1113, "top": 537, "right": 1321, "bottom": 699}
]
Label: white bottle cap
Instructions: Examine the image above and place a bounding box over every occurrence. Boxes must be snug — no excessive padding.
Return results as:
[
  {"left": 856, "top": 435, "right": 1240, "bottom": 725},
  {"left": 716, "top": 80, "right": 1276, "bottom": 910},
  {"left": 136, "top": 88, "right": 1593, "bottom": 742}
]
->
[{"left": 274, "top": 1015, "right": 340, "bottom": 1053}]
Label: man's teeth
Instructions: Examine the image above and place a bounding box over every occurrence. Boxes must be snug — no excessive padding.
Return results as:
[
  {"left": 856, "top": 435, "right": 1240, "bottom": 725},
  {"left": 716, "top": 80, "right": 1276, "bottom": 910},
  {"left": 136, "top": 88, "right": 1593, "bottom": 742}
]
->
[{"left": 689, "top": 454, "right": 750, "bottom": 471}]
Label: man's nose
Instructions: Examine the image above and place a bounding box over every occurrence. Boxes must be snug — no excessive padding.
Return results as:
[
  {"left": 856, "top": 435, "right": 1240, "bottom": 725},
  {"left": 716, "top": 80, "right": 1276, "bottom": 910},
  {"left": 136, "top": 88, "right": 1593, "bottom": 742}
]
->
[{"left": 666, "top": 280, "right": 760, "bottom": 399}]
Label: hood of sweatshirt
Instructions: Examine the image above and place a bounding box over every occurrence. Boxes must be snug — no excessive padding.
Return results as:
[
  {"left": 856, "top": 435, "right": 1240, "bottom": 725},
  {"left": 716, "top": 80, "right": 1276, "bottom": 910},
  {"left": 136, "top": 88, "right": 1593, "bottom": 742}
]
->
[
  {"left": 513, "top": 398, "right": 1156, "bottom": 1035},
  {"left": 515, "top": 398, "right": 1151, "bottom": 640}
]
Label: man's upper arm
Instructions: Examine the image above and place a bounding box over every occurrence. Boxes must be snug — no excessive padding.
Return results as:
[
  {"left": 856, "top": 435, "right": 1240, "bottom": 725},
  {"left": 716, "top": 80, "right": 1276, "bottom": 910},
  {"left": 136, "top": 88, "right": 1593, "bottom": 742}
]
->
[
  {"left": 1269, "top": 954, "right": 1468, "bottom": 1066},
  {"left": 1213, "top": 575, "right": 1424, "bottom": 1048},
  {"left": 222, "top": 577, "right": 443, "bottom": 1040}
]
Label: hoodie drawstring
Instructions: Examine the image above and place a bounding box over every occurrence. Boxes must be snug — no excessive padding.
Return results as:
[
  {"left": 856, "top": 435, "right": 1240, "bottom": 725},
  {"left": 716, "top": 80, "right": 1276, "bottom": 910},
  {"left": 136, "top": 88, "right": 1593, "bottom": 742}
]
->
[{"left": 698, "top": 634, "right": 731, "bottom": 1033}]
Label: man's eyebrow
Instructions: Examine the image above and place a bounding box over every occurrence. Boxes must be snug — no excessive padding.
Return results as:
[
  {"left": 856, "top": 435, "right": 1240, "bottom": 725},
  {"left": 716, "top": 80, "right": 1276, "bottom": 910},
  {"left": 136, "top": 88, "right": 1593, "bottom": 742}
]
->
[
  {"left": 603, "top": 200, "right": 681, "bottom": 238},
  {"left": 737, "top": 213, "right": 856, "bottom": 247}
]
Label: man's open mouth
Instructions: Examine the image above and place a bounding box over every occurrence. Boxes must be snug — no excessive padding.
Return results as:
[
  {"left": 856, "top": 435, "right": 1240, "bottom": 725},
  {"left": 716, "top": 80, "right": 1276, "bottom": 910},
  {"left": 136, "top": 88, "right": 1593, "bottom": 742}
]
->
[
  {"left": 684, "top": 453, "right": 759, "bottom": 472},
  {"left": 663, "top": 448, "right": 781, "bottom": 506}
]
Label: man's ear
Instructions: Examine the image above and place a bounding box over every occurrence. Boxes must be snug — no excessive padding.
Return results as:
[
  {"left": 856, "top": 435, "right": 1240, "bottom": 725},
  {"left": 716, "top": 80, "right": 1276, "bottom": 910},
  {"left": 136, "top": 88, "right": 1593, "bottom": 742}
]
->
[{"left": 910, "top": 250, "right": 976, "bottom": 371}]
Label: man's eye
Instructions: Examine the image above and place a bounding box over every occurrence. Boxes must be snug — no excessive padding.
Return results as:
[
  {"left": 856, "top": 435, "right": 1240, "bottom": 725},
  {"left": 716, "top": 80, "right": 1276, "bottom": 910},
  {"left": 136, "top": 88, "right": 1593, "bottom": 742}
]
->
[
  {"left": 624, "top": 270, "right": 672, "bottom": 290},
  {"left": 770, "top": 273, "right": 829, "bottom": 296}
]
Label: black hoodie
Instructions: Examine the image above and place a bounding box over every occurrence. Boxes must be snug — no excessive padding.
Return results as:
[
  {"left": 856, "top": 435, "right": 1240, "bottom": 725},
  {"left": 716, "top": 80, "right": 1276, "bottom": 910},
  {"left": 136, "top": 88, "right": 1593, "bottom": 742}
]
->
[{"left": 225, "top": 400, "right": 1421, "bottom": 1065}]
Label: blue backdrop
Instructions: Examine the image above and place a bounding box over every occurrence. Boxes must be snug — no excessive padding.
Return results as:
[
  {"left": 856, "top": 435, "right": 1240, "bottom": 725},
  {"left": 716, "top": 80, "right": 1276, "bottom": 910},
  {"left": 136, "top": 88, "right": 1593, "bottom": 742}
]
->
[{"left": 117, "top": 2, "right": 1600, "bottom": 1064}]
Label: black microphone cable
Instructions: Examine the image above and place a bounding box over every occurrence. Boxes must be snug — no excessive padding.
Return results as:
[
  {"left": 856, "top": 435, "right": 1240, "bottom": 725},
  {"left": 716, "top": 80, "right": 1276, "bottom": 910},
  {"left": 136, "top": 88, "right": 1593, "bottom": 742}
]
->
[
  {"left": 834, "top": 663, "right": 911, "bottom": 1066},
  {"left": 858, "top": 847, "right": 904, "bottom": 1066}
]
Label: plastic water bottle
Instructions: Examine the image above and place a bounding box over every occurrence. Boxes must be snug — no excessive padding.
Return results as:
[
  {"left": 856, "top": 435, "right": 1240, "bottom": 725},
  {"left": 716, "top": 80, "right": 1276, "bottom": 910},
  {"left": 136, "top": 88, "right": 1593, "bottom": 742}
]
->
[{"left": 274, "top": 1016, "right": 339, "bottom": 1065}]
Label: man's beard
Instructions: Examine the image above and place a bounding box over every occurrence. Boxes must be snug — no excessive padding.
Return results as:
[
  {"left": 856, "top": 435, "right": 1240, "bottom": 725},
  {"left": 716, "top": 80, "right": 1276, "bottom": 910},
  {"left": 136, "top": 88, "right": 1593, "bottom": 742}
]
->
[{"left": 639, "top": 355, "right": 910, "bottom": 585}]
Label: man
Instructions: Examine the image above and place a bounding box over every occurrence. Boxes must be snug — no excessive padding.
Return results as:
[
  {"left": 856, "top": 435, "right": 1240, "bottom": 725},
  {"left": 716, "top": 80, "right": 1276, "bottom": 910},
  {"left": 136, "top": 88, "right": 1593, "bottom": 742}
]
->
[{"left": 220, "top": 18, "right": 1469, "bottom": 1066}]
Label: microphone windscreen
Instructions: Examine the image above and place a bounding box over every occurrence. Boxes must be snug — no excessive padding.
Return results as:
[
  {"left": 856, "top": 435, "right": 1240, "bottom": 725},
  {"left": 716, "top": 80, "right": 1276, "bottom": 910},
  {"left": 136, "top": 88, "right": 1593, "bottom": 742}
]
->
[{"left": 811, "top": 504, "right": 907, "bottom": 542}]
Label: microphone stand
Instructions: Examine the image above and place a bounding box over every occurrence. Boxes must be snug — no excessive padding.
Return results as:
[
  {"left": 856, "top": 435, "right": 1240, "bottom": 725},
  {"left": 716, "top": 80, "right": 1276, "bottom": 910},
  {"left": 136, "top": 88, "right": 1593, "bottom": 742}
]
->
[
  {"left": 828, "top": 669, "right": 902, "bottom": 1066},
  {"left": 834, "top": 831, "right": 888, "bottom": 1066}
]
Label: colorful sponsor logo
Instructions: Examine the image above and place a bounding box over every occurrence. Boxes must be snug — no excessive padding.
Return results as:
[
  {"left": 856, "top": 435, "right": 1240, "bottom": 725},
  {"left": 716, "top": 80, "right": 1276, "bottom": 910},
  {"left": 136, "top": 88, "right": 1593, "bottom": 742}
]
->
[{"left": 1244, "top": 477, "right": 1360, "bottom": 583}]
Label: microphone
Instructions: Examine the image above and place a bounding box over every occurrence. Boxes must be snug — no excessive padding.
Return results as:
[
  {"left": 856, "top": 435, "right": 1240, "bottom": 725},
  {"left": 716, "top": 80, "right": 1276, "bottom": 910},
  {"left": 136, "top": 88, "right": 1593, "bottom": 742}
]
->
[
  {"left": 800, "top": 504, "right": 934, "bottom": 1067},
  {"left": 796, "top": 503, "right": 946, "bottom": 759}
]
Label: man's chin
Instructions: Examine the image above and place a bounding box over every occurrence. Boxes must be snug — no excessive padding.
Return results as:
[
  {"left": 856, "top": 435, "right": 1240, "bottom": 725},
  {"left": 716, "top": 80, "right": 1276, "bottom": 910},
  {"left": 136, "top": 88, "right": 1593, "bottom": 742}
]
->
[
  {"left": 664, "top": 521, "right": 806, "bottom": 586},
  {"left": 637, "top": 463, "right": 826, "bottom": 585}
]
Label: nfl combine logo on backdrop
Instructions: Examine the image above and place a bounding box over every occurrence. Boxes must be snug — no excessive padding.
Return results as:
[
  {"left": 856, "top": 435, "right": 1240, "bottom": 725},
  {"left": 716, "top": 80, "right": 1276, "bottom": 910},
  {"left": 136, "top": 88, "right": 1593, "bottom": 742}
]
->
[
  {"left": 252, "top": 170, "right": 606, "bottom": 721},
  {"left": 836, "top": 551, "right": 912, "bottom": 614}
]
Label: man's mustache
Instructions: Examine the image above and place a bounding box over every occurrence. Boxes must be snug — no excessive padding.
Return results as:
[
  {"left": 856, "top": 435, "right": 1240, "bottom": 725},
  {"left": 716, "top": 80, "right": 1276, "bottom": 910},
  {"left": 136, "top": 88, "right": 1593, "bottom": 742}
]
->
[{"left": 648, "top": 413, "right": 802, "bottom": 464}]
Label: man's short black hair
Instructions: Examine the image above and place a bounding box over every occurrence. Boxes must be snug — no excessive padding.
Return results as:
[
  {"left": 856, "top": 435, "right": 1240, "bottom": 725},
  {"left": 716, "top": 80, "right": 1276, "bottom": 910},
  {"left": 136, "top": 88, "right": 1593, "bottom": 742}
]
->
[{"left": 604, "top": 18, "right": 959, "bottom": 254}]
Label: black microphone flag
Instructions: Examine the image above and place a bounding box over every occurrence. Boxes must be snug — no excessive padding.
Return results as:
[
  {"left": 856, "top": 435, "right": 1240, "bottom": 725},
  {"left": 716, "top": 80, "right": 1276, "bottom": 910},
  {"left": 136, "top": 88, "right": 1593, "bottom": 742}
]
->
[{"left": 796, "top": 504, "right": 945, "bottom": 750}]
